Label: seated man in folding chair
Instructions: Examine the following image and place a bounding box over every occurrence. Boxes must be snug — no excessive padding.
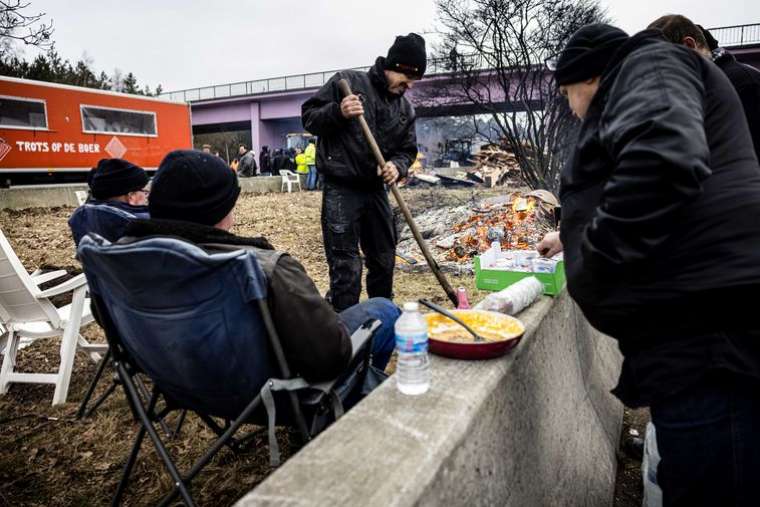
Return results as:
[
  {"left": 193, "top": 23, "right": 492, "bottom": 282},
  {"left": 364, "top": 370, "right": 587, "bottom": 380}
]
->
[
  {"left": 77, "top": 150, "right": 401, "bottom": 505},
  {"left": 68, "top": 158, "right": 150, "bottom": 246},
  {"left": 125, "top": 149, "right": 399, "bottom": 382}
]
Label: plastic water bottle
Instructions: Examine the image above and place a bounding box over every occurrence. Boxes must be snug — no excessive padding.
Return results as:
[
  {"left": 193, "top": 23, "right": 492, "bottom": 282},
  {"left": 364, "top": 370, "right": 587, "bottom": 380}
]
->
[{"left": 395, "top": 302, "right": 430, "bottom": 395}]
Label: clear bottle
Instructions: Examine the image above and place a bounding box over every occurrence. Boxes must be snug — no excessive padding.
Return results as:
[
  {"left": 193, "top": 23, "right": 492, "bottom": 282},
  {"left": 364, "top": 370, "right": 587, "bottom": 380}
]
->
[{"left": 395, "top": 302, "right": 431, "bottom": 395}]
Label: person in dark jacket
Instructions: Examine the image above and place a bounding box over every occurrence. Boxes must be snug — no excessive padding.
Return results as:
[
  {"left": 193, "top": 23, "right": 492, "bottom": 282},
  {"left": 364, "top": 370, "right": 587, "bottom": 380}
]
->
[
  {"left": 123, "top": 150, "right": 399, "bottom": 382},
  {"left": 259, "top": 145, "right": 272, "bottom": 176},
  {"left": 301, "top": 33, "right": 423, "bottom": 311},
  {"left": 649, "top": 14, "right": 760, "bottom": 157},
  {"left": 237, "top": 144, "right": 258, "bottom": 177},
  {"left": 555, "top": 24, "right": 760, "bottom": 506},
  {"left": 68, "top": 158, "right": 150, "bottom": 245},
  {"left": 271, "top": 149, "right": 287, "bottom": 173}
]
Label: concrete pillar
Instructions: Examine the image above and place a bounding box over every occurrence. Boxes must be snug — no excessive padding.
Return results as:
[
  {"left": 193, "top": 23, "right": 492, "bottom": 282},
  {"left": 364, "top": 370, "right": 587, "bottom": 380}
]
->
[{"left": 250, "top": 101, "right": 261, "bottom": 157}]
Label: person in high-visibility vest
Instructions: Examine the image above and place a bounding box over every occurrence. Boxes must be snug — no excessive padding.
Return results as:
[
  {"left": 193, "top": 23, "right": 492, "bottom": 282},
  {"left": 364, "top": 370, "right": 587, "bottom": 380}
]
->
[
  {"left": 304, "top": 138, "right": 317, "bottom": 190},
  {"left": 295, "top": 148, "right": 308, "bottom": 177}
]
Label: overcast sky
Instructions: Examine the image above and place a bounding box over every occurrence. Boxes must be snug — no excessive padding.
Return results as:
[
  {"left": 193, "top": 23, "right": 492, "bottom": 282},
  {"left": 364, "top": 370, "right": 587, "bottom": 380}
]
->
[{"left": 18, "top": 0, "right": 760, "bottom": 92}]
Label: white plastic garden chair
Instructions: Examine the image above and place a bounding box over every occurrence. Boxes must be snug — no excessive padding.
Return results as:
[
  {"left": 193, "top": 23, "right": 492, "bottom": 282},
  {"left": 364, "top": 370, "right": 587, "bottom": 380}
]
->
[
  {"left": 0, "top": 229, "right": 106, "bottom": 405},
  {"left": 279, "top": 170, "right": 302, "bottom": 193},
  {"left": 75, "top": 190, "right": 89, "bottom": 206}
]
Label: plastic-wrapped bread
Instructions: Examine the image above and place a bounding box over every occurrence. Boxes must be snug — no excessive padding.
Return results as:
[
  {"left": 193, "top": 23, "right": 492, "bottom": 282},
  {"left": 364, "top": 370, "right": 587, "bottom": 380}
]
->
[{"left": 474, "top": 276, "right": 544, "bottom": 315}]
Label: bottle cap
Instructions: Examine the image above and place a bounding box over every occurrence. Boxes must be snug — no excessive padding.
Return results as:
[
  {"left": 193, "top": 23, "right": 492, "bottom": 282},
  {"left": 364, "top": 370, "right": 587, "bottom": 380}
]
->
[{"left": 403, "top": 302, "right": 419, "bottom": 312}]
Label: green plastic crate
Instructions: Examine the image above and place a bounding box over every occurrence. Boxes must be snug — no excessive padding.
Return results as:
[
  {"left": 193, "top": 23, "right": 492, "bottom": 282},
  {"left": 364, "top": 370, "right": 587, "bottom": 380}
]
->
[{"left": 474, "top": 255, "right": 566, "bottom": 296}]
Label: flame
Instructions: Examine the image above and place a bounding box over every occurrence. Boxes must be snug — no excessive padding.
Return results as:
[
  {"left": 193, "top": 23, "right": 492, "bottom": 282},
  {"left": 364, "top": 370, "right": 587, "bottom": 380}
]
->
[
  {"left": 445, "top": 194, "right": 545, "bottom": 262},
  {"left": 512, "top": 197, "right": 536, "bottom": 214}
]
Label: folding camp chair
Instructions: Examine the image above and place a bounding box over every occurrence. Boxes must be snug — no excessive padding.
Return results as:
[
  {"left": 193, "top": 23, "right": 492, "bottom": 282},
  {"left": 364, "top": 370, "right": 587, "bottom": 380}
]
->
[
  {"left": 78, "top": 234, "right": 378, "bottom": 506},
  {"left": 68, "top": 201, "right": 151, "bottom": 419},
  {"left": 0, "top": 229, "right": 106, "bottom": 405}
]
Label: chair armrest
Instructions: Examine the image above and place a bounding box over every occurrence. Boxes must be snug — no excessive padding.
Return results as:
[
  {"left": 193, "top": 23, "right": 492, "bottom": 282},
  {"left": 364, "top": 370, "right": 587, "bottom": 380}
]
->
[
  {"left": 350, "top": 319, "right": 381, "bottom": 359},
  {"left": 304, "top": 320, "right": 382, "bottom": 397},
  {"left": 36, "top": 273, "right": 88, "bottom": 299},
  {"left": 31, "top": 270, "right": 68, "bottom": 286}
]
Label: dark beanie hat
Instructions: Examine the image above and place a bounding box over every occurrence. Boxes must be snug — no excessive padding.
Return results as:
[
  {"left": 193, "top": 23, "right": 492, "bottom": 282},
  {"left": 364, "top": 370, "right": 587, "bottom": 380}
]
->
[
  {"left": 554, "top": 24, "right": 629, "bottom": 86},
  {"left": 88, "top": 158, "right": 148, "bottom": 200},
  {"left": 697, "top": 25, "right": 720, "bottom": 51},
  {"left": 386, "top": 33, "right": 427, "bottom": 78},
  {"left": 149, "top": 150, "right": 241, "bottom": 226}
]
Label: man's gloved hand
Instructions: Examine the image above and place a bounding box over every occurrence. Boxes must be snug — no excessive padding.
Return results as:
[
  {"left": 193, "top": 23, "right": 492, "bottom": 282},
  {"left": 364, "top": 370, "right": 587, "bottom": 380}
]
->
[
  {"left": 378, "top": 161, "right": 399, "bottom": 185},
  {"left": 340, "top": 94, "right": 364, "bottom": 119}
]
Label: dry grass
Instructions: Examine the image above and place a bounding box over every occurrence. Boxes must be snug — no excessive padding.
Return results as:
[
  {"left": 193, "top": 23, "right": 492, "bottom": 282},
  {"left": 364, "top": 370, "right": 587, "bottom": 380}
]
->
[{"left": 0, "top": 187, "right": 499, "bottom": 506}]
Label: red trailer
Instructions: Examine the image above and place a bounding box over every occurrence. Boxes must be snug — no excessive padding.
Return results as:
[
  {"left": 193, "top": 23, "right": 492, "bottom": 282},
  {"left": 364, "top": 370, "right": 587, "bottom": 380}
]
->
[{"left": 0, "top": 76, "right": 192, "bottom": 184}]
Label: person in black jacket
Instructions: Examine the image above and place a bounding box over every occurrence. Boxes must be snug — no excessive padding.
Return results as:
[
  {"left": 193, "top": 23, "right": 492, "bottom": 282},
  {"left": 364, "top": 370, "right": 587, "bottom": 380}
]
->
[
  {"left": 237, "top": 144, "right": 258, "bottom": 177},
  {"left": 259, "top": 145, "right": 272, "bottom": 176},
  {"left": 124, "top": 150, "right": 399, "bottom": 382},
  {"left": 649, "top": 14, "right": 760, "bottom": 158},
  {"left": 301, "top": 33, "right": 422, "bottom": 311},
  {"left": 555, "top": 24, "right": 760, "bottom": 506}
]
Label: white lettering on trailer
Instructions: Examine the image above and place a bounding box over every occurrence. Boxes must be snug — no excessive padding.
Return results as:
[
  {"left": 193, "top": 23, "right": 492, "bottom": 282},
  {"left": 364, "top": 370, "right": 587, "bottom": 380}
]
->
[
  {"left": 77, "top": 143, "right": 99, "bottom": 153},
  {"left": 13, "top": 139, "right": 101, "bottom": 154},
  {"left": 18, "top": 141, "right": 50, "bottom": 152}
]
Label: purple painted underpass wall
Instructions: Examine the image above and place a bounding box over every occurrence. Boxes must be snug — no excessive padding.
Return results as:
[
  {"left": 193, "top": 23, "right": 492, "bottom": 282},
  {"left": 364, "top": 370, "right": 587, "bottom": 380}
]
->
[
  {"left": 192, "top": 102, "right": 251, "bottom": 125},
  {"left": 261, "top": 93, "right": 311, "bottom": 120}
]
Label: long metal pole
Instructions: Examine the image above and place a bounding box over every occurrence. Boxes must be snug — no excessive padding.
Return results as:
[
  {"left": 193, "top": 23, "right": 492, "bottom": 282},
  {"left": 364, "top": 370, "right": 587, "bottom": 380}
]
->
[{"left": 337, "top": 79, "right": 458, "bottom": 306}]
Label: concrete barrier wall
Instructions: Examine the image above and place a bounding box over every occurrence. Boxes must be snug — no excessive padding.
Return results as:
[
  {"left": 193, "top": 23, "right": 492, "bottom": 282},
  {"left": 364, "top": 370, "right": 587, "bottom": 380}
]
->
[
  {"left": 0, "top": 175, "right": 307, "bottom": 210},
  {"left": 237, "top": 291, "right": 624, "bottom": 507}
]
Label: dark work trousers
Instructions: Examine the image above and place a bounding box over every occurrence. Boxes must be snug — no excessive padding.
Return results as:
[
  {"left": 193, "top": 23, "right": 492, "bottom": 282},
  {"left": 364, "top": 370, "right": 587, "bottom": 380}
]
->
[
  {"left": 321, "top": 182, "right": 396, "bottom": 312},
  {"left": 650, "top": 369, "right": 760, "bottom": 507}
]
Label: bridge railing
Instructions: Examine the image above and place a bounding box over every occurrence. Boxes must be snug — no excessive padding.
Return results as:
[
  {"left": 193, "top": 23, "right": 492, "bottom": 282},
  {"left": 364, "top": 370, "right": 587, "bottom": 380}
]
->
[
  {"left": 708, "top": 23, "right": 760, "bottom": 48},
  {"left": 159, "top": 54, "right": 475, "bottom": 103},
  {"left": 161, "top": 67, "right": 371, "bottom": 103}
]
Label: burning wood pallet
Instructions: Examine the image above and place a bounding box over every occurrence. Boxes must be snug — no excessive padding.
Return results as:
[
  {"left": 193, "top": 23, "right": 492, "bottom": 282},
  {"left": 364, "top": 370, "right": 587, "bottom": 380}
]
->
[{"left": 396, "top": 191, "right": 558, "bottom": 273}]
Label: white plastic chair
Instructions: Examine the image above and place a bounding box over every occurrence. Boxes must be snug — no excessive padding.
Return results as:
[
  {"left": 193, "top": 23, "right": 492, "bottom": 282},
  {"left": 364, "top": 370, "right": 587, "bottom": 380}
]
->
[
  {"left": 279, "top": 170, "right": 302, "bottom": 193},
  {"left": 75, "top": 190, "right": 89, "bottom": 206},
  {"left": 0, "top": 229, "right": 106, "bottom": 405}
]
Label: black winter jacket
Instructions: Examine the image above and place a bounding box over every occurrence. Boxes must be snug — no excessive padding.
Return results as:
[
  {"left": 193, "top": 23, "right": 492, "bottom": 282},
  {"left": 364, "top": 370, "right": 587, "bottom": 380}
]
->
[
  {"left": 560, "top": 30, "right": 760, "bottom": 342},
  {"left": 301, "top": 57, "right": 418, "bottom": 191},
  {"left": 714, "top": 49, "right": 760, "bottom": 157}
]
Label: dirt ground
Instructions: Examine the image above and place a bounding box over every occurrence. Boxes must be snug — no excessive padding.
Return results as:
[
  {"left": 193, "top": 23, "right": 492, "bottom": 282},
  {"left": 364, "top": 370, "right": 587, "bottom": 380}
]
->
[{"left": 0, "top": 187, "right": 646, "bottom": 506}]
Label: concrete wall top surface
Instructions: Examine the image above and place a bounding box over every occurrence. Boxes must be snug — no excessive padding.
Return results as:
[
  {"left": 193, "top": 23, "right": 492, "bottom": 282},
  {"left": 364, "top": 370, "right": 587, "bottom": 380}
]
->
[
  {"left": 237, "top": 291, "right": 624, "bottom": 506},
  {"left": 0, "top": 176, "right": 306, "bottom": 210}
]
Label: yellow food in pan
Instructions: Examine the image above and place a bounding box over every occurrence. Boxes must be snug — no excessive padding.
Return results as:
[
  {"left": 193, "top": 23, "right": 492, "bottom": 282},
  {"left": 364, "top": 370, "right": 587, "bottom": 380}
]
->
[{"left": 424, "top": 310, "right": 524, "bottom": 344}]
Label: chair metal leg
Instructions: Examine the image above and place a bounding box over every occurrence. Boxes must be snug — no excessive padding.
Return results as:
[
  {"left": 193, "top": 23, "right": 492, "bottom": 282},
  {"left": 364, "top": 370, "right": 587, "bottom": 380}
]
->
[
  {"left": 82, "top": 381, "right": 118, "bottom": 418},
  {"left": 132, "top": 374, "right": 174, "bottom": 437},
  {"left": 112, "top": 404, "right": 151, "bottom": 506},
  {"left": 116, "top": 362, "right": 196, "bottom": 507},
  {"left": 77, "top": 348, "right": 112, "bottom": 419},
  {"left": 156, "top": 394, "right": 264, "bottom": 507},
  {"left": 171, "top": 410, "right": 187, "bottom": 439}
]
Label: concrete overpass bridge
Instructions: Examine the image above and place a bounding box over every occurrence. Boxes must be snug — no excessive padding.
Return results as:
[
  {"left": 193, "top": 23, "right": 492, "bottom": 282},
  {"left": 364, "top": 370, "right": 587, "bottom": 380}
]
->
[{"left": 159, "top": 23, "right": 760, "bottom": 156}]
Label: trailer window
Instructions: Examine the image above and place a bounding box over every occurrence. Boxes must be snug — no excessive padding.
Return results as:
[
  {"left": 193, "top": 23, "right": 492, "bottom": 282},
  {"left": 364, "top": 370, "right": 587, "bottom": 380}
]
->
[
  {"left": 0, "top": 96, "right": 47, "bottom": 129},
  {"left": 81, "top": 106, "right": 157, "bottom": 136}
]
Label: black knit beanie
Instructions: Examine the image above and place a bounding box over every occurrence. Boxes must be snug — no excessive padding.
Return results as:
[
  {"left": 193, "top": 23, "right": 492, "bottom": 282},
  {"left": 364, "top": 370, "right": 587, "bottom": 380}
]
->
[
  {"left": 554, "top": 24, "right": 629, "bottom": 86},
  {"left": 149, "top": 150, "right": 241, "bottom": 226},
  {"left": 89, "top": 158, "right": 148, "bottom": 200},
  {"left": 386, "top": 33, "right": 427, "bottom": 78},
  {"left": 697, "top": 25, "right": 720, "bottom": 51}
]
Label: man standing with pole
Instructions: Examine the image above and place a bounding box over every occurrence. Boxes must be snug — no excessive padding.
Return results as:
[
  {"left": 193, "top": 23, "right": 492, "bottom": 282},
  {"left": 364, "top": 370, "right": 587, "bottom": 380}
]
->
[{"left": 302, "top": 34, "right": 427, "bottom": 311}]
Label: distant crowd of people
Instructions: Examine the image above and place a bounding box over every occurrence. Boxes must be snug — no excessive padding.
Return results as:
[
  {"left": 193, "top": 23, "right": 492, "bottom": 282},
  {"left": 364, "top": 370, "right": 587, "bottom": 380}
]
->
[{"left": 201, "top": 140, "right": 319, "bottom": 190}]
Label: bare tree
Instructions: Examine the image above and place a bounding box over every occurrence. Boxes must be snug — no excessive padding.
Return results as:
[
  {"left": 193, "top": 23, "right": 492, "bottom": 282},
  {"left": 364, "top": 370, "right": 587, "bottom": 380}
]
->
[
  {"left": 0, "top": 0, "right": 53, "bottom": 57},
  {"left": 429, "top": 0, "right": 606, "bottom": 191}
]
